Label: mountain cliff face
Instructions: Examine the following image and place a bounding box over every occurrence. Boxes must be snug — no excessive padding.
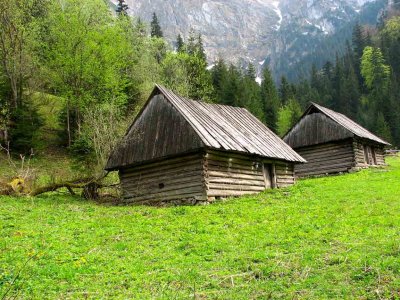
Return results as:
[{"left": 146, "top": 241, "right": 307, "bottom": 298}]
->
[{"left": 116, "top": 0, "right": 387, "bottom": 80}]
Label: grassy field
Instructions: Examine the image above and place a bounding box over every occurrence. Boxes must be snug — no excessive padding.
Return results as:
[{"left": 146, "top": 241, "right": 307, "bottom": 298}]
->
[{"left": 0, "top": 157, "right": 399, "bottom": 299}]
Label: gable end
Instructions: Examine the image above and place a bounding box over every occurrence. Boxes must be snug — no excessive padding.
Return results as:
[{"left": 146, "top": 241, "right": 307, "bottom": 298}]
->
[{"left": 106, "top": 94, "right": 204, "bottom": 170}]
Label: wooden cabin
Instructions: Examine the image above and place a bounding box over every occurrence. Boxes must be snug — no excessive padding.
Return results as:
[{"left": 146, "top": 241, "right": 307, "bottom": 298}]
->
[
  {"left": 106, "top": 85, "right": 305, "bottom": 205},
  {"left": 283, "top": 102, "right": 390, "bottom": 177}
]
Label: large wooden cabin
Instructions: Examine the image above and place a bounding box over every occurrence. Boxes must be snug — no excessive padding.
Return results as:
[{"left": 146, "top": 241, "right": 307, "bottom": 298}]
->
[
  {"left": 106, "top": 85, "right": 305, "bottom": 205},
  {"left": 283, "top": 103, "right": 390, "bottom": 177}
]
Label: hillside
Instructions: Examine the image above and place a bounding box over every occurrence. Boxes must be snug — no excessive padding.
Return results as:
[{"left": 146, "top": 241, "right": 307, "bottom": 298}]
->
[
  {"left": 116, "top": 0, "right": 388, "bottom": 79},
  {"left": 1, "top": 156, "right": 399, "bottom": 298}
]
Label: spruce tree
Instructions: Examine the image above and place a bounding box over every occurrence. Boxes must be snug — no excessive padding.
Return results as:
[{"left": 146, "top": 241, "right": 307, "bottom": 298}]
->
[
  {"left": 196, "top": 33, "right": 207, "bottom": 62},
  {"left": 136, "top": 17, "right": 146, "bottom": 36},
  {"left": 246, "top": 64, "right": 256, "bottom": 81},
  {"left": 260, "top": 67, "right": 280, "bottom": 132},
  {"left": 176, "top": 34, "right": 185, "bottom": 52},
  {"left": 150, "top": 12, "right": 163, "bottom": 38},
  {"left": 352, "top": 23, "right": 366, "bottom": 87},
  {"left": 279, "top": 76, "right": 293, "bottom": 105}
]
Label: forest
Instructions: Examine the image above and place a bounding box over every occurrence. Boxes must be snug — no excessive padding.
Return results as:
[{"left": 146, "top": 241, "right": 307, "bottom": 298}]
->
[{"left": 0, "top": 0, "right": 399, "bottom": 175}]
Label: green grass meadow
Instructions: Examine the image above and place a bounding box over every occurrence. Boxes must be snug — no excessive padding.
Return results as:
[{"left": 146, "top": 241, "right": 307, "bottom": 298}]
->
[{"left": 1, "top": 157, "right": 400, "bottom": 299}]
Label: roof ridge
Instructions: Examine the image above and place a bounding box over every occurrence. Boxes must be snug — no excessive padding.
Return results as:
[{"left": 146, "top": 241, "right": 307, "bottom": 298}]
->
[{"left": 310, "top": 102, "right": 390, "bottom": 145}]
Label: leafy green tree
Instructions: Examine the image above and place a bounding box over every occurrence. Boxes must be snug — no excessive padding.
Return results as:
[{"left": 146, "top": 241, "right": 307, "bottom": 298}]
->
[
  {"left": 150, "top": 12, "right": 163, "bottom": 38},
  {"left": 43, "top": 0, "right": 134, "bottom": 146},
  {"left": 161, "top": 52, "right": 214, "bottom": 102},
  {"left": 0, "top": 0, "right": 48, "bottom": 110},
  {"left": 276, "top": 98, "right": 302, "bottom": 136},
  {"left": 361, "top": 47, "right": 391, "bottom": 93}
]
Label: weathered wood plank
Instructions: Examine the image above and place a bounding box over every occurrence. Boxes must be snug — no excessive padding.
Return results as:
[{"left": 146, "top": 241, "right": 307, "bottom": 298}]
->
[
  {"left": 207, "top": 170, "right": 264, "bottom": 181},
  {"left": 207, "top": 177, "right": 266, "bottom": 186},
  {"left": 207, "top": 190, "right": 260, "bottom": 197}
]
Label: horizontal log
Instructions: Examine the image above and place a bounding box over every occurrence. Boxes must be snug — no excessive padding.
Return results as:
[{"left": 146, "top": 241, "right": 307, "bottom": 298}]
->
[
  {"left": 120, "top": 166, "right": 204, "bottom": 182},
  {"left": 122, "top": 161, "right": 203, "bottom": 179},
  {"left": 207, "top": 170, "right": 264, "bottom": 181},
  {"left": 206, "top": 152, "right": 259, "bottom": 167},
  {"left": 297, "top": 142, "right": 352, "bottom": 152},
  {"left": 124, "top": 181, "right": 204, "bottom": 197},
  {"left": 121, "top": 153, "right": 204, "bottom": 172},
  {"left": 206, "top": 164, "right": 263, "bottom": 176},
  {"left": 207, "top": 177, "right": 265, "bottom": 186},
  {"left": 124, "top": 185, "right": 205, "bottom": 202},
  {"left": 296, "top": 162, "right": 353, "bottom": 172},
  {"left": 206, "top": 189, "right": 261, "bottom": 197},
  {"left": 296, "top": 166, "right": 350, "bottom": 177},
  {"left": 297, "top": 144, "right": 352, "bottom": 156},
  {"left": 276, "top": 175, "right": 295, "bottom": 180},
  {"left": 276, "top": 178, "right": 295, "bottom": 184},
  {"left": 207, "top": 183, "right": 265, "bottom": 192},
  {"left": 206, "top": 159, "right": 262, "bottom": 172},
  {"left": 276, "top": 183, "right": 294, "bottom": 188},
  {"left": 296, "top": 156, "right": 354, "bottom": 169},
  {"left": 300, "top": 151, "right": 355, "bottom": 161},
  {"left": 206, "top": 149, "right": 261, "bottom": 162},
  {"left": 125, "top": 191, "right": 207, "bottom": 204},
  {"left": 122, "top": 174, "right": 204, "bottom": 191}
]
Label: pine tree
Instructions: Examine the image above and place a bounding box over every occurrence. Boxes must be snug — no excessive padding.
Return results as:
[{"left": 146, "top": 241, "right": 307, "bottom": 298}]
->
[
  {"left": 116, "top": 0, "right": 129, "bottom": 16},
  {"left": 260, "top": 67, "right": 280, "bottom": 132},
  {"left": 196, "top": 33, "right": 207, "bottom": 62},
  {"left": 186, "top": 30, "right": 207, "bottom": 61},
  {"left": 279, "top": 76, "right": 293, "bottom": 105},
  {"left": 150, "top": 12, "right": 163, "bottom": 38},
  {"left": 246, "top": 64, "right": 256, "bottom": 81},
  {"left": 136, "top": 17, "right": 146, "bottom": 36},
  {"left": 176, "top": 34, "right": 185, "bottom": 52},
  {"left": 211, "top": 58, "right": 229, "bottom": 103},
  {"left": 375, "top": 112, "right": 393, "bottom": 142},
  {"left": 241, "top": 67, "right": 264, "bottom": 121},
  {"left": 187, "top": 29, "right": 196, "bottom": 55},
  {"left": 352, "top": 23, "right": 366, "bottom": 87}
]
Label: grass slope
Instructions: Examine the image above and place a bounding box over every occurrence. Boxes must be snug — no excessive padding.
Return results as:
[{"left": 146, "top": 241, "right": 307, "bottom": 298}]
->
[{"left": 1, "top": 157, "right": 400, "bottom": 299}]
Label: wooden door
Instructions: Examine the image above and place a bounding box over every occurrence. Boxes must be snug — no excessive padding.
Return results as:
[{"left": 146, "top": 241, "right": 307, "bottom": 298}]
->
[{"left": 263, "top": 163, "right": 275, "bottom": 189}]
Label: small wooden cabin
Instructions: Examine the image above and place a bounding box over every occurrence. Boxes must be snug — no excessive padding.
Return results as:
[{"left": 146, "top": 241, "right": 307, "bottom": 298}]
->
[
  {"left": 106, "top": 85, "right": 305, "bottom": 205},
  {"left": 283, "top": 103, "right": 390, "bottom": 177}
]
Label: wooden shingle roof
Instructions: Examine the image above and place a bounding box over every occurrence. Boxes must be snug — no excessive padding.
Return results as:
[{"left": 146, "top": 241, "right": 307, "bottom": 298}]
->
[
  {"left": 106, "top": 85, "right": 305, "bottom": 170},
  {"left": 309, "top": 103, "right": 390, "bottom": 145},
  {"left": 156, "top": 85, "right": 305, "bottom": 162},
  {"left": 283, "top": 102, "right": 390, "bottom": 148}
]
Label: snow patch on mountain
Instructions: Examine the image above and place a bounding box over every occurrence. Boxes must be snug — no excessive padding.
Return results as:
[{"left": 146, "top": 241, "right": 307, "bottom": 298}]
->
[{"left": 272, "top": 1, "right": 283, "bottom": 30}]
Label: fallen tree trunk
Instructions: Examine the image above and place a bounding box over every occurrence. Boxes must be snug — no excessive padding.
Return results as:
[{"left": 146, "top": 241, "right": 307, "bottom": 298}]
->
[
  {"left": 29, "top": 182, "right": 90, "bottom": 197},
  {"left": 1, "top": 172, "right": 120, "bottom": 200}
]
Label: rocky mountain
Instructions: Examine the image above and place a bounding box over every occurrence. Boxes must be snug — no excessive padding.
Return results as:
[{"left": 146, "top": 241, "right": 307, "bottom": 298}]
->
[{"left": 112, "top": 0, "right": 388, "bottom": 80}]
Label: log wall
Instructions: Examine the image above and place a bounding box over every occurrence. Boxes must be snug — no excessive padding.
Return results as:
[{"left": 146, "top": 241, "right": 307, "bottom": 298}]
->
[
  {"left": 119, "top": 150, "right": 298, "bottom": 205},
  {"left": 293, "top": 140, "right": 355, "bottom": 177},
  {"left": 353, "top": 139, "right": 386, "bottom": 168},
  {"left": 275, "top": 163, "right": 296, "bottom": 188},
  {"left": 204, "top": 150, "right": 296, "bottom": 199},
  {"left": 119, "top": 153, "right": 207, "bottom": 205}
]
